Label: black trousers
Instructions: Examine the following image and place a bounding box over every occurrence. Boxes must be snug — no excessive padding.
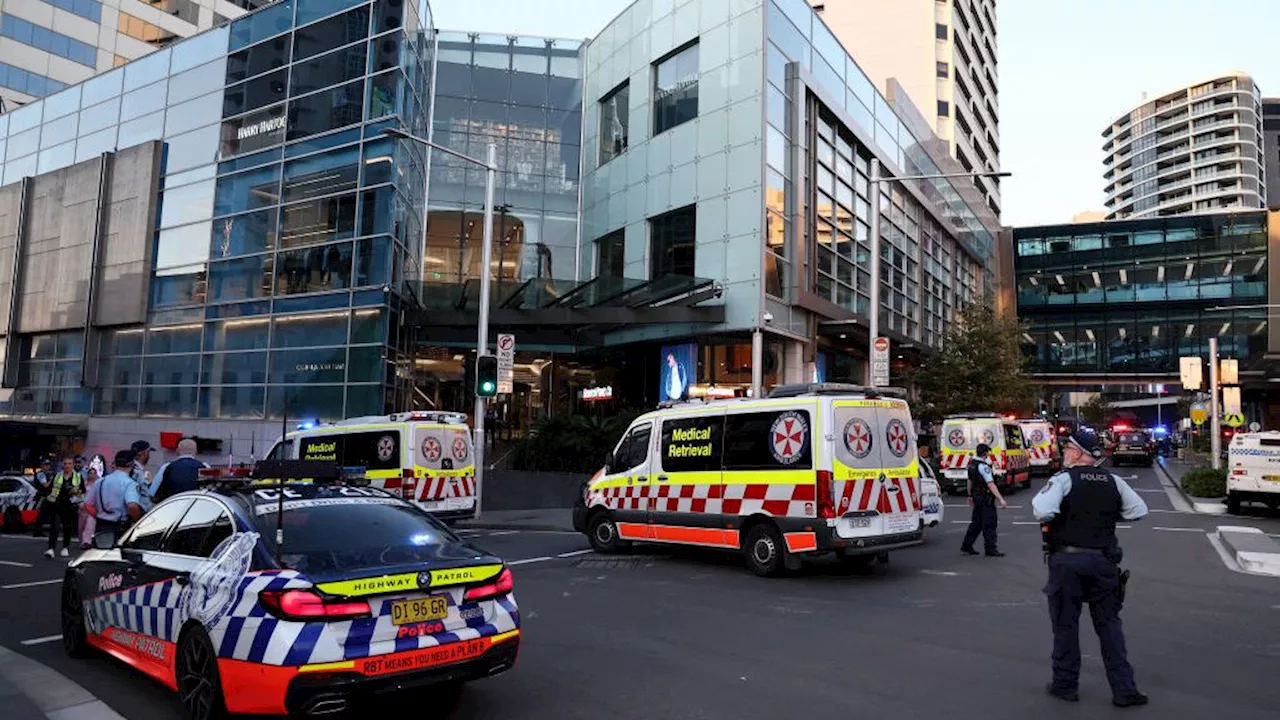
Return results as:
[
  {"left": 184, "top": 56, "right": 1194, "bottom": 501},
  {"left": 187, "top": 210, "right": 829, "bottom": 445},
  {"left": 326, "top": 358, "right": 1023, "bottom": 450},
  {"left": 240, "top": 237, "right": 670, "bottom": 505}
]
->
[
  {"left": 46, "top": 501, "right": 75, "bottom": 551},
  {"left": 961, "top": 495, "right": 998, "bottom": 553},
  {"left": 1044, "top": 551, "right": 1137, "bottom": 696}
]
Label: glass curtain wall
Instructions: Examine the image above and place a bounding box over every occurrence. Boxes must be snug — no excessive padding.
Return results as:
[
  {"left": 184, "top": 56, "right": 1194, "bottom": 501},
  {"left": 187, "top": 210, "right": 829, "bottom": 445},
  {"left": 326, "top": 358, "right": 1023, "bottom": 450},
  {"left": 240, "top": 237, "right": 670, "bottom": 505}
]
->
[{"left": 1015, "top": 213, "right": 1269, "bottom": 373}]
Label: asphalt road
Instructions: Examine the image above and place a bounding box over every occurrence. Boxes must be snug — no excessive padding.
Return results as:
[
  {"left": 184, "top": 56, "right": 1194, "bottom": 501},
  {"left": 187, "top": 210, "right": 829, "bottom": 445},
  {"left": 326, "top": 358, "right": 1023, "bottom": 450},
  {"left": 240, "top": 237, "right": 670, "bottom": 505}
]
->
[{"left": 1, "top": 464, "right": 1278, "bottom": 720}]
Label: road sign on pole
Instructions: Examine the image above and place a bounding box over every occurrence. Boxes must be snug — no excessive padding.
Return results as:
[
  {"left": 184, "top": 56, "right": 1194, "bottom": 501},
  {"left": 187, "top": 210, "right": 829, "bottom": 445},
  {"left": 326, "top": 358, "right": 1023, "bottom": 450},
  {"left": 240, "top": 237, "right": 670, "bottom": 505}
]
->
[
  {"left": 871, "top": 336, "right": 890, "bottom": 387},
  {"left": 1190, "top": 403, "right": 1207, "bottom": 426},
  {"left": 1179, "top": 356, "right": 1202, "bottom": 390},
  {"left": 1222, "top": 386, "right": 1241, "bottom": 416},
  {"left": 1224, "top": 412, "right": 1245, "bottom": 428},
  {"left": 1220, "top": 358, "right": 1239, "bottom": 385},
  {"left": 496, "top": 333, "right": 515, "bottom": 395}
]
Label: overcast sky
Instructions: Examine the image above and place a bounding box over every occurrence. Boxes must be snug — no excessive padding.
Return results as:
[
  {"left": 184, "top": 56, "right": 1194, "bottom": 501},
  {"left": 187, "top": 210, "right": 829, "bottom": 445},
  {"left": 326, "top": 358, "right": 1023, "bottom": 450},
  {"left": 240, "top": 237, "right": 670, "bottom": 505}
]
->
[{"left": 433, "top": 0, "right": 1280, "bottom": 228}]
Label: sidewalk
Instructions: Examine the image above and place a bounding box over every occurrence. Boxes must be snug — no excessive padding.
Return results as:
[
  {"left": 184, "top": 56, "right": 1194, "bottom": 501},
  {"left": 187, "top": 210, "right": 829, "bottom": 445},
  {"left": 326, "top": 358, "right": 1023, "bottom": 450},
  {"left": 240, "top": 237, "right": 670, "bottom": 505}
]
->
[
  {"left": 1156, "top": 454, "right": 1226, "bottom": 514},
  {"left": 0, "top": 644, "right": 124, "bottom": 720},
  {"left": 455, "top": 508, "right": 575, "bottom": 532}
]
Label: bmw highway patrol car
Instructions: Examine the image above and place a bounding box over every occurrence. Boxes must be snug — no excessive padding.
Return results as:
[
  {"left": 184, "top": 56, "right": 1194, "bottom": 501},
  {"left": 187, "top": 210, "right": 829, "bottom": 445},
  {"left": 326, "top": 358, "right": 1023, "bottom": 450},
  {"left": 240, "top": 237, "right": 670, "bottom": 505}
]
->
[
  {"left": 575, "top": 383, "right": 926, "bottom": 576},
  {"left": 60, "top": 463, "right": 519, "bottom": 719}
]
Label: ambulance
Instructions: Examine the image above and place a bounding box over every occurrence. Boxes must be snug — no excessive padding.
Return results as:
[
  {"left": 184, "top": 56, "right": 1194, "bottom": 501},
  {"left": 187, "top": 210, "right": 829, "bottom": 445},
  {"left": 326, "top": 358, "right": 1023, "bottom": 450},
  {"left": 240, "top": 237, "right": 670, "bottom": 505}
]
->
[
  {"left": 1226, "top": 431, "right": 1280, "bottom": 514},
  {"left": 1018, "top": 418, "right": 1061, "bottom": 476},
  {"left": 937, "top": 413, "right": 1031, "bottom": 493},
  {"left": 572, "top": 383, "right": 926, "bottom": 577},
  {"left": 265, "top": 412, "right": 478, "bottom": 521}
]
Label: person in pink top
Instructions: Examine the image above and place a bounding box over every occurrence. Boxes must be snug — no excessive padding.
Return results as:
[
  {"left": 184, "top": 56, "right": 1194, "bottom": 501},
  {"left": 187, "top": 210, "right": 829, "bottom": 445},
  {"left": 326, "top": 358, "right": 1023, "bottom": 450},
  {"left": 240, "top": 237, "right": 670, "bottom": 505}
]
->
[{"left": 79, "top": 455, "right": 105, "bottom": 549}]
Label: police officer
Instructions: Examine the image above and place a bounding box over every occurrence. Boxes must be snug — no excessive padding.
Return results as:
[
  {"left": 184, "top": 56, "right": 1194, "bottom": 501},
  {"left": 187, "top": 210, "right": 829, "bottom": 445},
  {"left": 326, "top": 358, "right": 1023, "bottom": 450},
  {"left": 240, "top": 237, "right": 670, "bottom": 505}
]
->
[
  {"left": 129, "top": 440, "right": 154, "bottom": 511},
  {"left": 84, "top": 451, "right": 144, "bottom": 536},
  {"left": 150, "top": 438, "right": 209, "bottom": 502},
  {"left": 43, "top": 457, "right": 83, "bottom": 558},
  {"left": 960, "top": 443, "right": 1008, "bottom": 557},
  {"left": 1033, "top": 436, "right": 1149, "bottom": 707}
]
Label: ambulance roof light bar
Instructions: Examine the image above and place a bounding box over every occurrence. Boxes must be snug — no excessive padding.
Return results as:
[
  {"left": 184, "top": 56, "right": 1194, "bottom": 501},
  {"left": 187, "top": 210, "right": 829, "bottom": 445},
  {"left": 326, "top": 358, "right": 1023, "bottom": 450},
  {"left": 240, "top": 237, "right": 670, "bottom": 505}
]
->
[
  {"left": 767, "top": 383, "right": 907, "bottom": 399},
  {"left": 949, "top": 412, "right": 1005, "bottom": 420}
]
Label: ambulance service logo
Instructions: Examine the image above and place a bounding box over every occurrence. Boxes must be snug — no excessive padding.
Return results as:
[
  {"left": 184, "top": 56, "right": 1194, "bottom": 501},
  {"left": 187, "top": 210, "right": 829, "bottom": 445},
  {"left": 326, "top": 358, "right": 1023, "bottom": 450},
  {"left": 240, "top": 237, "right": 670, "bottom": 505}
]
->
[
  {"left": 1031, "top": 429, "right": 1045, "bottom": 444},
  {"left": 947, "top": 429, "right": 966, "bottom": 448},
  {"left": 979, "top": 429, "right": 996, "bottom": 445},
  {"left": 769, "top": 411, "right": 809, "bottom": 465},
  {"left": 885, "top": 419, "right": 909, "bottom": 458},
  {"left": 422, "top": 437, "right": 442, "bottom": 462},
  {"left": 376, "top": 435, "right": 396, "bottom": 462},
  {"left": 843, "top": 418, "right": 874, "bottom": 459},
  {"left": 452, "top": 435, "right": 469, "bottom": 462}
]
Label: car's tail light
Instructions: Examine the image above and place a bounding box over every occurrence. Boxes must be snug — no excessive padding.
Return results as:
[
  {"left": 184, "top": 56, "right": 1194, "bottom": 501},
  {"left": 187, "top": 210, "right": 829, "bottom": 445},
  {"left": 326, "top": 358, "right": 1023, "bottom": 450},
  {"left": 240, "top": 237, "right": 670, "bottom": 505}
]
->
[
  {"left": 402, "top": 468, "right": 418, "bottom": 500},
  {"left": 258, "top": 590, "right": 371, "bottom": 621},
  {"left": 816, "top": 469, "right": 836, "bottom": 519},
  {"left": 464, "top": 568, "right": 513, "bottom": 601}
]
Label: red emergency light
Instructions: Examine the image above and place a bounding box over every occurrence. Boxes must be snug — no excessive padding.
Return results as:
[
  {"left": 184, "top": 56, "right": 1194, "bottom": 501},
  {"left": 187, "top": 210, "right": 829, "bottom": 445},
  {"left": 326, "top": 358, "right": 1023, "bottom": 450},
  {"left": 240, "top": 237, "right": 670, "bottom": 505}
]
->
[{"left": 1113, "top": 423, "right": 1130, "bottom": 431}]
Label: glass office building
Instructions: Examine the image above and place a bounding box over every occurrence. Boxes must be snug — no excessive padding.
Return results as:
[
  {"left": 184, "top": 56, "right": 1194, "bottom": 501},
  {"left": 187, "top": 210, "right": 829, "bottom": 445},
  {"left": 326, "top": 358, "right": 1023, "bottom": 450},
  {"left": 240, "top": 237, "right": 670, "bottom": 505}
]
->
[
  {"left": 0, "top": 0, "right": 434, "bottom": 433},
  {"left": 1013, "top": 212, "right": 1272, "bottom": 378}
]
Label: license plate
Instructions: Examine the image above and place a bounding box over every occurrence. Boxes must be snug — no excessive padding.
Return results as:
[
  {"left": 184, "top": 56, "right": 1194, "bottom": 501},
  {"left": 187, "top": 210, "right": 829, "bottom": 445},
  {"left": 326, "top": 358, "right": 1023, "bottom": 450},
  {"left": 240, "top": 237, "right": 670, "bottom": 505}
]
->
[
  {"left": 849, "top": 517, "right": 872, "bottom": 528},
  {"left": 390, "top": 597, "right": 448, "bottom": 625},
  {"left": 1117, "top": 446, "right": 1128, "bottom": 451},
  {"left": 1264, "top": 475, "right": 1280, "bottom": 482}
]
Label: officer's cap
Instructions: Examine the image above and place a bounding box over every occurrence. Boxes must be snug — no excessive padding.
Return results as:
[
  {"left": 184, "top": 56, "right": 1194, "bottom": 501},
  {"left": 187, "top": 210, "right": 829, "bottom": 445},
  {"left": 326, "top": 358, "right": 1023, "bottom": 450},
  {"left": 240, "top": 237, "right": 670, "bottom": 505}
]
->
[
  {"left": 976, "top": 443, "right": 991, "bottom": 456},
  {"left": 114, "top": 450, "right": 136, "bottom": 467}
]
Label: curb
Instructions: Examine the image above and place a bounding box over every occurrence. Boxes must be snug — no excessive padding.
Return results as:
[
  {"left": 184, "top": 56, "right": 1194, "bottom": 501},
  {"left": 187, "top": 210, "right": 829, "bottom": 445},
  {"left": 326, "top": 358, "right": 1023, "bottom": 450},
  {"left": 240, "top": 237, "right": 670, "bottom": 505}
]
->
[
  {"left": 454, "top": 522, "right": 577, "bottom": 533},
  {"left": 1215, "top": 526, "right": 1280, "bottom": 577},
  {"left": 0, "top": 644, "right": 125, "bottom": 720},
  {"left": 1154, "top": 459, "right": 1216, "bottom": 513}
]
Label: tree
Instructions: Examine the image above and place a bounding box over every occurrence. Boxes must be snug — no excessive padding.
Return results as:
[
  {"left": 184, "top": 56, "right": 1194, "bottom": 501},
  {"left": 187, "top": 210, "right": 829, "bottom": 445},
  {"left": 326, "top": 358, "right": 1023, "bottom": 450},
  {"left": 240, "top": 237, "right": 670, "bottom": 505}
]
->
[
  {"left": 910, "top": 304, "right": 1033, "bottom": 422},
  {"left": 1079, "top": 394, "right": 1112, "bottom": 428}
]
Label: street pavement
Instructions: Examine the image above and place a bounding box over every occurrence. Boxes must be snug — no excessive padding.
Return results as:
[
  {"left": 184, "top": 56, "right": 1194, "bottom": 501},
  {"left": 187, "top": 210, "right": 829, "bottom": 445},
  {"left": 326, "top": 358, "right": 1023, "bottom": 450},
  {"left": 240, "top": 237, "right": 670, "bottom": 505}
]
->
[{"left": 0, "top": 463, "right": 1277, "bottom": 719}]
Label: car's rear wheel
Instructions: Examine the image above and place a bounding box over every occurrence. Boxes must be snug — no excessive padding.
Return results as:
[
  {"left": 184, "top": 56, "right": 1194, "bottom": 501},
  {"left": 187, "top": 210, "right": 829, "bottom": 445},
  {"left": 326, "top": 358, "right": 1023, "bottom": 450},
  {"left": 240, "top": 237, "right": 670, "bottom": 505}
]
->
[
  {"left": 743, "top": 523, "right": 786, "bottom": 577},
  {"left": 1226, "top": 492, "right": 1242, "bottom": 515},
  {"left": 176, "top": 626, "right": 228, "bottom": 720},
  {"left": 587, "top": 512, "right": 628, "bottom": 554},
  {"left": 61, "top": 575, "right": 90, "bottom": 658}
]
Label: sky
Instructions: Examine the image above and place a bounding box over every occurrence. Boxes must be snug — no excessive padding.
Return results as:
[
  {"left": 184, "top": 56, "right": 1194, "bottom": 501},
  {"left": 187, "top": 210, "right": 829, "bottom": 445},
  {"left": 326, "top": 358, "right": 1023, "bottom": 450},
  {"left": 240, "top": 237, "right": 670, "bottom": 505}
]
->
[{"left": 432, "top": 0, "right": 1280, "bottom": 228}]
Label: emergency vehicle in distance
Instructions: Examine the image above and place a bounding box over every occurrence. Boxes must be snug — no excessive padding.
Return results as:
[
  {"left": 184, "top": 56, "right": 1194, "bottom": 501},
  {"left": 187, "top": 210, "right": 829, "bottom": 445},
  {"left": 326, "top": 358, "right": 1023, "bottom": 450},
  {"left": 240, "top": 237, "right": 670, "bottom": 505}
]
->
[
  {"left": 264, "top": 412, "right": 478, "bottom": 522},
  {"left": 61, "top": 460, "right": 519, "bottom": 720},
  {"left": 574, "top": 383, "right": 926, "bottom": 576},
  {"left": 938, "top": 413, "right": 1032, "bottom": 494},
  {"left": 1226, "top": 430, "right": 1280, "bottom": 514},
  {"left": 1017, "top": 417, "right": 1061, "bottom": 476}
]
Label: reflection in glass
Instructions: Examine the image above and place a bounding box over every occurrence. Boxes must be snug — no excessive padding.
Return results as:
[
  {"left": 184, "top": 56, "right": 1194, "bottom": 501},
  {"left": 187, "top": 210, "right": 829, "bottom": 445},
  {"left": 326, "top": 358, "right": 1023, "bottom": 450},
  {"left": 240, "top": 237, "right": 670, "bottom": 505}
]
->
[
  {"left": 201, "top": 350, "right": 267, "bottom": 384},
  {"left": 356, "top": 236, "right": 391, "bottom": 287},
  {"left": 208, "top": 255, "right": 273, "bottom": 301},
  {"left": 598, "top": 81, "right": 628, "bottom": 165},
  {"left": 292, "top": 6, "right": 370, "bottom": 61},
  {"left": 276, "top": 243, "right": 354, "bottom": 294},
  {"left": 226, "top": 36, "right": 290, "bottom": 83},
  {"left": 223, "top": 69, "right": 288, "bottom": 117},
  {"left": 290, "top": 41, "right": 368, "bottom": 96},
  {"left": 211, "top": 209, "right": 277, "bottom": 258},
  {"left": 204, "top": 317, "right": 270, "bottom": 352},
  {"left": 280, "top": 193, "right": 357, "bottom": 246},
  {"left": 214, "top": 165, "right": 280, "bottom": 216},
  {"left": 288, "top": 80, "right": 365, "bottom": 141},
  {"left": 273, "top": 311, "right": 349, "bottom": 347},
  {"left": 229, "top": 0, "right": 294, "bottom": 51},
  {"left": 282, "top": 146, "right": 359, "bottom": 202}
]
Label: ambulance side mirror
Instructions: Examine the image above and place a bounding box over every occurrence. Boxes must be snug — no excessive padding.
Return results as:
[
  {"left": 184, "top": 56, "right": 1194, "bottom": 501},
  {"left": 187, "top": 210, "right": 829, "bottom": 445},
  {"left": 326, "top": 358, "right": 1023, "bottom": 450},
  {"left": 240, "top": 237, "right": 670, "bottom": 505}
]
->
[{"left": 601, "top": 452, "right": 613, "bottom": 474}]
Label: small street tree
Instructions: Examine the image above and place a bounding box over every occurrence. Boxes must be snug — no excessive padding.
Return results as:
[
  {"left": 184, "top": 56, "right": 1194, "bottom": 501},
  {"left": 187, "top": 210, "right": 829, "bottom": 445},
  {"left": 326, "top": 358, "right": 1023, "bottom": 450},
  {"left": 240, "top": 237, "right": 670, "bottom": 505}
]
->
[
  {"left": 1079, "top": 393, "right": 1112, "bottom": 428},
  {"left": 911, "top": 304, "right": 1033, "bottom": 422}
]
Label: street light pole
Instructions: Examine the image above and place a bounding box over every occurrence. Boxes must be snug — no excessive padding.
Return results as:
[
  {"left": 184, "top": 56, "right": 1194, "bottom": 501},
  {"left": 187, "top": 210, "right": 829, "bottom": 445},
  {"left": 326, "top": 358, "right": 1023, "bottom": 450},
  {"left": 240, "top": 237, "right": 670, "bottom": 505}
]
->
[
  {"left": 1209, "top": 337, "right": 1222, "bottom": 470},
  {"left": 864, "top": 163, "right": 1011, "bottom": 385},
  {"left": 383, "top": 128, "right": 498, "bottom": 518}
]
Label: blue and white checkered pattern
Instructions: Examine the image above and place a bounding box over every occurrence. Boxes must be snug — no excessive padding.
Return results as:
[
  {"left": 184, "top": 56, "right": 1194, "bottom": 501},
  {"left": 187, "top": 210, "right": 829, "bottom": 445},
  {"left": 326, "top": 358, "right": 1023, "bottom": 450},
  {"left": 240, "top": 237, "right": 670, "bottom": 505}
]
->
[{"left": 86, "top": 579, "right": 185, "bottom": 641}]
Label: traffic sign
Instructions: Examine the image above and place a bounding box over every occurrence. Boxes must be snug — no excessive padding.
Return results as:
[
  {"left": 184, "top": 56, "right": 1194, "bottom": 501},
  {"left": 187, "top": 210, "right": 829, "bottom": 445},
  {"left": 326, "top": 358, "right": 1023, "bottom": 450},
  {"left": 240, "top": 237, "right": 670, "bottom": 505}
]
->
[
  {"left": 1249, "top": 421, "right": 1262, "bottom": 432},
  {"left": 1222, "top": 386, "right": 1241, "bottom": 415},
  {"left": 1219, "top": 358, "right": 1239, "bottom": 385},
  {"left": 496, "top": 333, "right": 515, "bottom": 395},
  {"left": 871, "top": 336, "right": 890, "bottom": 387},
  {"left": 1190, "top": 403, "right": 1207, "bottom": 426},
  {"left": 1224, "top": 413, "right": 1245, "bottom": 428},
  {"left": 1179, "top": 356, "right": 1202, "bottom": 390}
]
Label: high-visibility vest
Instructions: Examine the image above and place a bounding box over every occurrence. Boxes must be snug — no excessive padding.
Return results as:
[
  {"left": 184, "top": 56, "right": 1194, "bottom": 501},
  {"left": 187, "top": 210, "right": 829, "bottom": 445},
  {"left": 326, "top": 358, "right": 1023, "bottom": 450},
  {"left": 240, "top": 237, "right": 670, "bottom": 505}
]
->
[{"left": 48, "top": 471, "right": 83, "bottom": 502}]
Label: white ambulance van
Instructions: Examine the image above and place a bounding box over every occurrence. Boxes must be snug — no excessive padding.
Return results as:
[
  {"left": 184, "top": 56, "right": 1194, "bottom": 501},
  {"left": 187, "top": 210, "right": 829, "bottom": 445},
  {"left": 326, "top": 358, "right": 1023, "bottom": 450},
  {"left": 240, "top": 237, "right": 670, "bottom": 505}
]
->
[
  {"left": 265, "top": 411, "right": 478, "bottom": 521},
  {"left": 938, "top": 413, "right": 1032, "bottom": 493},
  {"left": 573, "top": 383, "right": 926, "bottom": 576},
  {"left": 1226, "top": 431, "right": 1280, "bottom": 514},
  {"left": 1018, "top": 418, "right": 1061, "bottom": 476}
]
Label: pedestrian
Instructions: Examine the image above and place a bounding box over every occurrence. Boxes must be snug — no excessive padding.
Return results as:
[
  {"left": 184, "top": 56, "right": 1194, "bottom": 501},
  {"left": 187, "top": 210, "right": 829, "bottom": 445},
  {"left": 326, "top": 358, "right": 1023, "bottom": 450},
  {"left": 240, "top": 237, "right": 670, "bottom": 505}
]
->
[
  {"left": 960, "top": 442, "right": 1008, "bottom": 557},
  {"left": 78, "top": 463, "right": 100, "bottom": 549},
  {"left": 43, "top": 457, "right": 83, "bottom": 558},
  {"left": 150, "top": 438, "right": 209, "bottom": 502},
  {"left": 1033, "top": 436, "right": 1150, "bottom": 707},
  {"left": 31, "top": 458, "right": 54, "bottom": 538},
  {"left": 84, "top": 450, "right": 143, "bottom": 537},
  {"left": 129, "top": 440, "right": 154, "bottom": 511}
]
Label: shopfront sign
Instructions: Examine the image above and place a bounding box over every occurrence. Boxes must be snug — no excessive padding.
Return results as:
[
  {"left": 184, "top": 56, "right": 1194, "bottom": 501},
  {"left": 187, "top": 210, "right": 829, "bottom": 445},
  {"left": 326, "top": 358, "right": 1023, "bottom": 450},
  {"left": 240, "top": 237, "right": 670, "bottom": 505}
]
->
[{"left": 581, "top": 386, "right": 613, "bottom": 402}]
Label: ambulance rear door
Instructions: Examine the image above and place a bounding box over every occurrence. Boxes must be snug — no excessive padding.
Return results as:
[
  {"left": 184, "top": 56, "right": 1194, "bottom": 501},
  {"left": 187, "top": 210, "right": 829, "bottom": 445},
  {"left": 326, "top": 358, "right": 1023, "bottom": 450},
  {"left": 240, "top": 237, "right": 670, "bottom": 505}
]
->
[
  {"left": 831, "top": 399, "right": 919, "bottom": 540},
  {"left": 412, "top": 423, "right": 477, "bottom": 513}
]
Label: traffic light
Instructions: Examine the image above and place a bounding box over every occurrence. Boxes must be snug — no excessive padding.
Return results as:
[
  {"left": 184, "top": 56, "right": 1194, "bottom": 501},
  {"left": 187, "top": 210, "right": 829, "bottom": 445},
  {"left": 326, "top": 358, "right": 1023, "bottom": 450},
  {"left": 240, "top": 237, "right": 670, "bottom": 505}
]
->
[{"left": 476, "top": 353, "right": 498, "bottom": 397}]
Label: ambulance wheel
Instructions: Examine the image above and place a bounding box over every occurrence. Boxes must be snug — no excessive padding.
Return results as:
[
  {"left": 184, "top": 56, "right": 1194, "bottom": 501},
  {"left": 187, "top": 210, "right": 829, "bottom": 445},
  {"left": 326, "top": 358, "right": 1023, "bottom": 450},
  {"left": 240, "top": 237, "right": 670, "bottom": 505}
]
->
[
  {"left": 60, "top": 575, "right": 90, "bottom": 659},
  {"left": 1226, "top": 493, "right": 1241, "bottom": 515},
  {"left": 176, "top": 625, "right": 228, "bottom": 720},
  {"left": 743, "top": 523, "right": 786, "bottom": 577},
  {"left": 587, "top": 512, "right": 629, "bottom": 554}
]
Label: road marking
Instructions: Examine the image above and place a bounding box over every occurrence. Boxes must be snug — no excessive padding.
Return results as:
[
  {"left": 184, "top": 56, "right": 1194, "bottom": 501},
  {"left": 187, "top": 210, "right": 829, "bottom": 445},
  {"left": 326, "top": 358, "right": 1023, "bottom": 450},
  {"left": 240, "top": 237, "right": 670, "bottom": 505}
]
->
[
  {"left": 0, "top": 534, "right": 43, "bottom": 542},
  {"left": 557, "top": 549, "right": 593, "bottom": 558},
  {"left": 486, "top": 530, "right": 521, "bottom": 536},
  {"left": 1148, "top": 508, "right": 1186, "bottom": 513},
  {"left": 507, "top": 556, "right": 552, "bottom": 566},
  {"left": 1117, "top": 525, "right": 1132, "bottom": 529},
  {"left": 1012, "top": 521, "right": 1041, "bottom": 525},
  {"left": 0, "top": 560, "right": 33, "bottom": 567},
  {"left": 1152, "top": 526, "right": 1205, "bottom": 533},
  {"left": 1134, "top": 488, "right": 1166, "bottom": 494},
  {"left": 20, "top": 635, "right": 61, "bottom": 646},
  {"left": 945, "top": 504, "right": 968, "bottom": 508},
  {"left": 920, "top": 569, "right": 959, "bottom": 576},
  {"left": 2, "top": 579, "right": 61, "bottom": 589},
  {"left": 951, "top": 520, "right": 969, "bottom": 524}
]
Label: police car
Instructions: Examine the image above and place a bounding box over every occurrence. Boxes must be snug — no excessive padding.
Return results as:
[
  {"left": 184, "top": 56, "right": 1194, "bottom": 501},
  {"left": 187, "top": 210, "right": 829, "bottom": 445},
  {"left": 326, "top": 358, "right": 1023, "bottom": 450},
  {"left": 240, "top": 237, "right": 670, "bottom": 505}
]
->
[
  {"left": 575, "top": 383, "right": 926, "bottom": 576},
  {"left": 917, "top": 461, "right": 944, "bottom": 528},
  {"left": 0, "top": 474, "right": 40, "bottom": 532},
  {"left": 60, "top": 461, "right": 520, "bottom": 719},
  {"left": 1226, "top": 431, "right": 1280, "bottom": 514}
]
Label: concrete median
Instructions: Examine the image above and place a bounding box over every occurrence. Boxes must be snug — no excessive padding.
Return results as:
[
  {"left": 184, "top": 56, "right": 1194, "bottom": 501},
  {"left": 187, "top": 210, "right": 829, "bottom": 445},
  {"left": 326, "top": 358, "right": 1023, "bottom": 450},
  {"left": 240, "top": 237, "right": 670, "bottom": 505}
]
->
[{"left": 1216, "top": 526, "right": 1280, "bottom": 577}]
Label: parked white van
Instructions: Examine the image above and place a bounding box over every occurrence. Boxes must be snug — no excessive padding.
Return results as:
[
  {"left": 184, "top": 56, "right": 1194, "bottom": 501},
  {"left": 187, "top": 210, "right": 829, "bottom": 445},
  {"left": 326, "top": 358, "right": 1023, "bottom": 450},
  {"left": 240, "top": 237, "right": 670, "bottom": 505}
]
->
[{"left": 1226, "top": 431, "right": 1280, "bottom": 514}]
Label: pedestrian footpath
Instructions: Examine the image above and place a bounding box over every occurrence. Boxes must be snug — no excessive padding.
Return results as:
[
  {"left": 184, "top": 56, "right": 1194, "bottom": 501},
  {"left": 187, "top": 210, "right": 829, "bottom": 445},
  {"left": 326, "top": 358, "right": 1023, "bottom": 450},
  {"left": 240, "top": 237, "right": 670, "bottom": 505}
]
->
[
  {"left": 0, "top": 645, "right": 124, "bottom": 720},
  {"left": 455, "top": 508, "right": 576, "bottom": 532}
]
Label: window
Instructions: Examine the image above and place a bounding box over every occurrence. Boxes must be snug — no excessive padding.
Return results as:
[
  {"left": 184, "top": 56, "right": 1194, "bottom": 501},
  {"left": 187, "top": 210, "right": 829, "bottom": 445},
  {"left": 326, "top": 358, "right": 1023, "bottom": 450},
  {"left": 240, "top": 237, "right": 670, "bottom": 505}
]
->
[
  {"left": 119, "top": 12, "right": 177, "bottom": 46},
  {"left": 595, "top": 229, "right": 625, "bottom": 278},
  {"left": 935, "top": 23, "right": 948, "bottom": 40},
  {"left": 649, "top": 205, "right": 696, "bottom": 278},
  {"left": 653, "top": 42, "right": 699, "bottom": 135},
  {"left": 42, "top": 0, "right": 102, "bottom": 23},
  {"left": 165, "top": 500, "right": 235, "bottom": 557},
  {"left": 1, "top": 14, "right": 97, "bottom": 67},
  {"left": 936, "top": 61, "right": 949, "bottom": 78},
  {"left": 275, "top": 242, "right": 354, "bottom": 294},
  {"left": 612, "top": 423, "right": 652, "bottom": 471},
  {"left": 0, "top": 61, "right": 66, "bottom": 97},
  {"left": 660, "top": 416, "right": 723, "bottom": 473},
  {"left": 1004, "top": 424, "right": 1024, "bottom": 450},
  {"left": 122, "top": 499, "right": 195, "bottom": 551},
  {"left": 599, "top": 81, "right": 629, "bottom": 164},
  {"left": 723, "top": 410, "right": 812, "bottom": 470},
  {"left": 299, "top": 431, "right": 401, "bottom": 471},
  {"left": 937, "top": 101, "right": 950, "bottom": 117}
]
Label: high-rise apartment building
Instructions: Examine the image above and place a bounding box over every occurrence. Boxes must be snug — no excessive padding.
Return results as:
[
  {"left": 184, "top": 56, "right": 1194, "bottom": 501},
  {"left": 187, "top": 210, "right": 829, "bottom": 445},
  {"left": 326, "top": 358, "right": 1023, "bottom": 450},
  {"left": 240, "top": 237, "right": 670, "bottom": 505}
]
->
[
  {"left": 1261, "top": 97, "right": 1280, "bottom": 209},
  {"left": 0, "top": 0, "right": 265, "bottom": 111},
  {"left": 809, "top": 0, "right": 1001, "bottom": 218},
  {"left": 1103, "top": 73, "right": 1266, "bottom": 220}
]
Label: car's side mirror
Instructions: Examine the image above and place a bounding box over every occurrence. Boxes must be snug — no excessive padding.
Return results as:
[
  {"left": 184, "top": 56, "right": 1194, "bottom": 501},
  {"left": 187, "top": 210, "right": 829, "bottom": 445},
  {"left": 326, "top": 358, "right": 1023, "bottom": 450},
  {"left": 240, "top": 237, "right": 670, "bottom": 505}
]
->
[
  {"left": 601, "top": 452, "right": 613, "bottom": 474},
  {"left": 92, "top": 531, "right": 117, "bottom": 550}
]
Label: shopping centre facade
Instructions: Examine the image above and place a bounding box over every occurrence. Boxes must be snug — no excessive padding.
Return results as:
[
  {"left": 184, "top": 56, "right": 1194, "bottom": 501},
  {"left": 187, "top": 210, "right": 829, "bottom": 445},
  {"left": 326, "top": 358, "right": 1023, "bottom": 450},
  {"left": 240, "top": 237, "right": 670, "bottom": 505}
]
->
[{"left": 0, "top": 0, "right": 998, "bottom": 459}]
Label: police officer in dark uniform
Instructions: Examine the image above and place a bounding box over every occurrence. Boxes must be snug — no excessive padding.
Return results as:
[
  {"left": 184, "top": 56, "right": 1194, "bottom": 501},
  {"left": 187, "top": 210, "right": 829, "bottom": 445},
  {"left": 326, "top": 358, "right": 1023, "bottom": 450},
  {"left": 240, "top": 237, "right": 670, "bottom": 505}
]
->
[
  {"left": 960, "top": 443, "right": 1008, "bottom": 557},
  {"left": 1033, "top": 436, "right": 1149, "bottom": 707}
]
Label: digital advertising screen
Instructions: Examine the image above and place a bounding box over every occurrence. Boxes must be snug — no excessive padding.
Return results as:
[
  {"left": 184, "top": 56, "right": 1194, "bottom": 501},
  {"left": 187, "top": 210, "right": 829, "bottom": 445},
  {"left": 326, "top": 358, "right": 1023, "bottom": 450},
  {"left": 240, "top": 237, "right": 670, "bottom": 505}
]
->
[{"left": 658, "top": 343, "right": 697, "bottom": 402}]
